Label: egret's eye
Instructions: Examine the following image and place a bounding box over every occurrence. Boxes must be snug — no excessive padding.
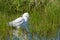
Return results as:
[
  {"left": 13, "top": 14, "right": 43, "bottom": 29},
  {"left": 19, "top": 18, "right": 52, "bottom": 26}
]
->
[{"left": 25, "top": 15, "right": 28, "bottom": 17}]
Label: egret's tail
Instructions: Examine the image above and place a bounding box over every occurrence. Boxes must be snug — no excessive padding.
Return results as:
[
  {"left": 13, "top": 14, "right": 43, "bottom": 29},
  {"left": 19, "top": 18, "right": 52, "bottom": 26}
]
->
[{"left": 9, "top": 22, "right": 13, "bottom": 26}]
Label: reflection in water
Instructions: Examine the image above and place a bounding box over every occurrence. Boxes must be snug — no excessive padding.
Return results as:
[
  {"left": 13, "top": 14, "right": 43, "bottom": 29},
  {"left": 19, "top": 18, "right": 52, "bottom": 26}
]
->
[{"left": 7, "top": 29, "right": 60, "bottom": 40}]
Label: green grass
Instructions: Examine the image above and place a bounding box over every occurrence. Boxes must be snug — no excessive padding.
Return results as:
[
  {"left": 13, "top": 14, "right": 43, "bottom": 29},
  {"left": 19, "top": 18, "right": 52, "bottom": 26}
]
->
[{"left": 0, "top": 0, "right": 60, "bottom": 40}]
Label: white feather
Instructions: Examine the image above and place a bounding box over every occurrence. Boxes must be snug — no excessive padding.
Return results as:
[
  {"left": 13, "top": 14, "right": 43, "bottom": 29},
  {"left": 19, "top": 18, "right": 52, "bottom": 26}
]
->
[{"left": 9, "top": 12, "right": 29, "bottom": 29}]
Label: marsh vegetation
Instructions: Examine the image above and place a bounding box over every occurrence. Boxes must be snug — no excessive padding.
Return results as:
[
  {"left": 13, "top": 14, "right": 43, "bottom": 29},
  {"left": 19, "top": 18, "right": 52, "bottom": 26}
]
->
[{"left": 0, "top": 0, "right": 60, "bottom": 40}]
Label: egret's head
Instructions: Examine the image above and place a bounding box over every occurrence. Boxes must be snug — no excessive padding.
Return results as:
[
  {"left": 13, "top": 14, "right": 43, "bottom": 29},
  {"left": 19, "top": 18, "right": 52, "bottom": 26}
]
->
[{"left": 22, "top": 12, "right": 29, "bottom": 18}]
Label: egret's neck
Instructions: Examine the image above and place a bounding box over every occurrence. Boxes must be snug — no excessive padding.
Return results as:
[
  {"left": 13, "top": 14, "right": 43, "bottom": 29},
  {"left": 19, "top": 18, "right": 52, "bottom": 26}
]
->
[{"left": 23, "top": 17, "right": 28, "bottom": 22}]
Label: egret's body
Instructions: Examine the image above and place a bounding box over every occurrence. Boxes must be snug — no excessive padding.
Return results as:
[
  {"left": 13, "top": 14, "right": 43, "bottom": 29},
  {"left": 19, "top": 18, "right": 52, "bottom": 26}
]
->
[{"left": 9, "top": 12, "right": 29, "bottom": 29}]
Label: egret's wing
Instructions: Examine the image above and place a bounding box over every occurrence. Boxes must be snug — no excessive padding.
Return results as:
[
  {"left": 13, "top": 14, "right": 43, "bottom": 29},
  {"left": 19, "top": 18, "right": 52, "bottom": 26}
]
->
[{"left": 12, "top": 17, "right": 25, "bottom": 27}]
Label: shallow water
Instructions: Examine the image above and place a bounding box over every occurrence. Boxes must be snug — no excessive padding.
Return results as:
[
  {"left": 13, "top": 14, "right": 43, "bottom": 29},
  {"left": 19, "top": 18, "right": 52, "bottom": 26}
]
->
[{"left": 7, "top": 29, "right": 60, "bottom": 40}]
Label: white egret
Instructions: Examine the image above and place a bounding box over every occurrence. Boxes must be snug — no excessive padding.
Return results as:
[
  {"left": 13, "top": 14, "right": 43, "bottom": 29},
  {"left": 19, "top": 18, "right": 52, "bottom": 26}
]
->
[
  {"left": 9, "top": 12, "right": 29, "bottom": 29},
  {"left": 9, "top": 12, "right": 29, "bottom": 38}
]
